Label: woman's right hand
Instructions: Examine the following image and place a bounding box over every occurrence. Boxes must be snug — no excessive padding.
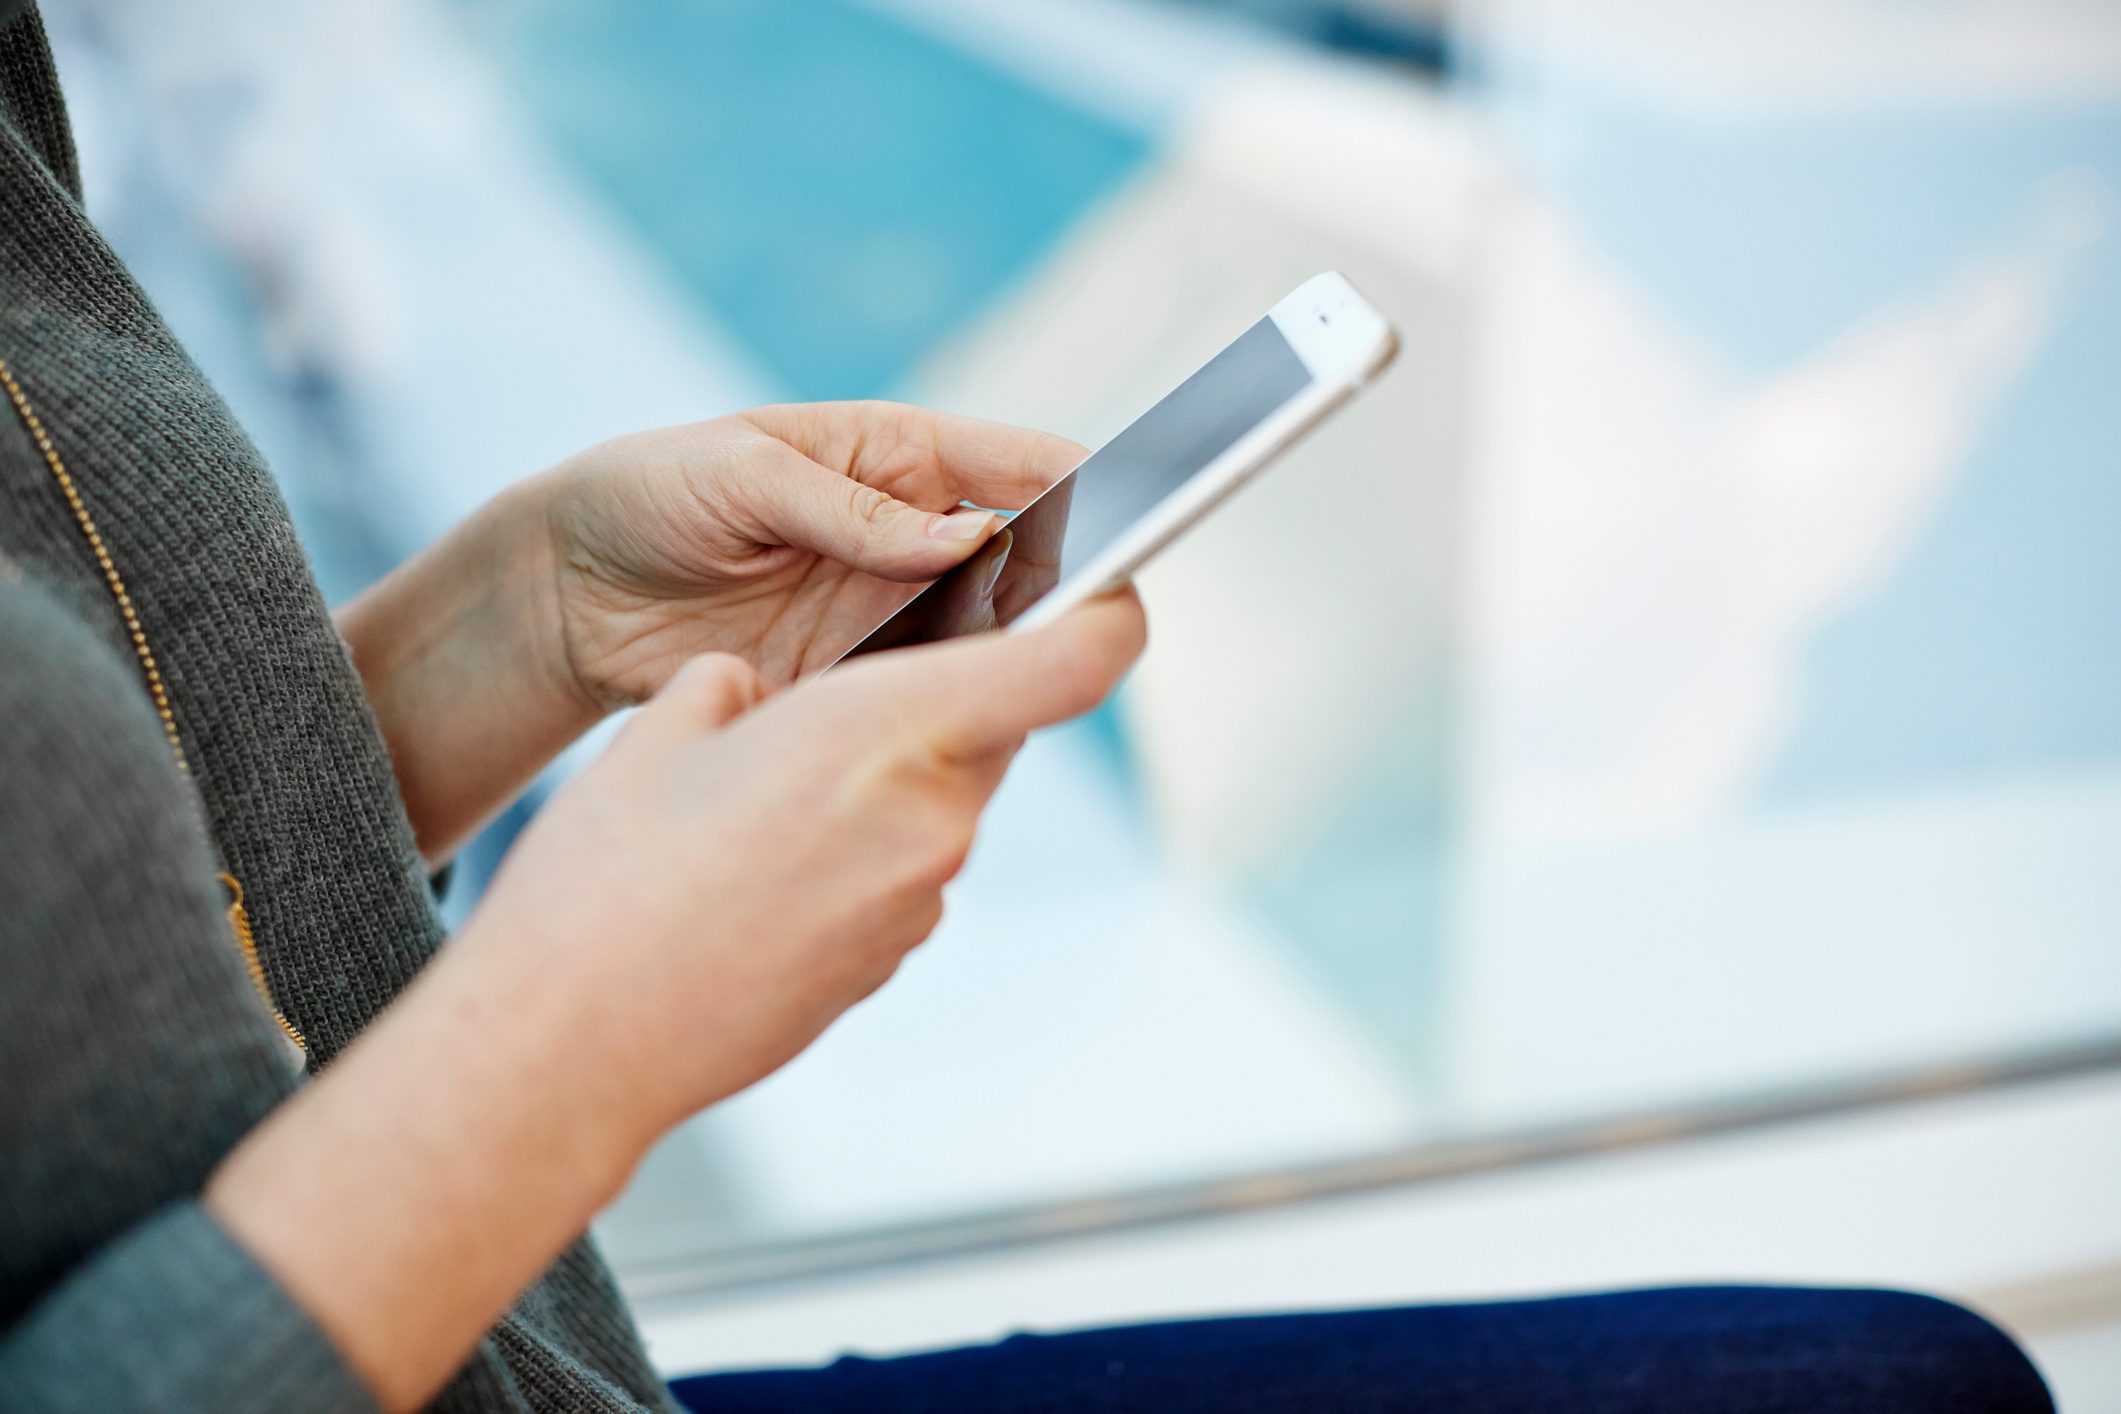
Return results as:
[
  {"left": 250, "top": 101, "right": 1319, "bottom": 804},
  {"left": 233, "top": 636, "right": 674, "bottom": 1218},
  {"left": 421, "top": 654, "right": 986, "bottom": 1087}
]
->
[
  {"left": 208, "top": 591, "right": 1144, "bottom": 1412},
  {"left": 456, "top": 585, "right": 1148, "bottom": 1144}
]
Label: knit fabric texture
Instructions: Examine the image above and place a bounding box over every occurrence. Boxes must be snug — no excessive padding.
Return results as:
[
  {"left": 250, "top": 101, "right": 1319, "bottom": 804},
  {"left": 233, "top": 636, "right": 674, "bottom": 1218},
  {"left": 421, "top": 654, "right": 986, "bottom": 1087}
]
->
[{"left": 0, "top": 7, "right": 678, "bottom": 1411}]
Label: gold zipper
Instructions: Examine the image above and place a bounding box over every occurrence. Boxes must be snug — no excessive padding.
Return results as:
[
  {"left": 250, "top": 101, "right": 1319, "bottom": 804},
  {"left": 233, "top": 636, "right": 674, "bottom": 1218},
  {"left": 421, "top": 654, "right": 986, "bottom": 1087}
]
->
[{"left": 0, "top": 356, "right": 307, "bottom": 1054}]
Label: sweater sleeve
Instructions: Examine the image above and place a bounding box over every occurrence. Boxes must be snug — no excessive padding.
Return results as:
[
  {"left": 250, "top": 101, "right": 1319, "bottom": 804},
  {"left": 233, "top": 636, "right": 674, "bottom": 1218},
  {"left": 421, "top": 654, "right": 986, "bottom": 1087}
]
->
[
  {"left": 0, "top": 1204, "right": 377, "bottom": 1414},
  {"left": 0, "top": 576, "right": 376, "bottom": 1414}
]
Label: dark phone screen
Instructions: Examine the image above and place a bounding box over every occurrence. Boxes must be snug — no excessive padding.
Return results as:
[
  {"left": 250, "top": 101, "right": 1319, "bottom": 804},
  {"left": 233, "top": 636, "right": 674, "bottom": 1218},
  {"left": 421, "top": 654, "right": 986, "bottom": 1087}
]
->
[{"left": 843, "top": 317, "right": 1313, "bottom": 659}]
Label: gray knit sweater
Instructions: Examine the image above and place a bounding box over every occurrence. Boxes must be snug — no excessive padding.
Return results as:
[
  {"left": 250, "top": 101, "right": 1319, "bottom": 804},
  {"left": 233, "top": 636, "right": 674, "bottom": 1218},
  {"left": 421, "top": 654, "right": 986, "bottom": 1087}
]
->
[{"left": 0, "top": 6, "right": 679, "bottom": 1410}]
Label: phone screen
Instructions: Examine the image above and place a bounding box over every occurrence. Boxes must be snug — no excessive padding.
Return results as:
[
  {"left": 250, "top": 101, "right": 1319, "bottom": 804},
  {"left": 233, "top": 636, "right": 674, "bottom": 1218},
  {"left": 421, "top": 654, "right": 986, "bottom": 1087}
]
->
[{"left": 843, "top": 317, "right": 1314, "bottom": 659}]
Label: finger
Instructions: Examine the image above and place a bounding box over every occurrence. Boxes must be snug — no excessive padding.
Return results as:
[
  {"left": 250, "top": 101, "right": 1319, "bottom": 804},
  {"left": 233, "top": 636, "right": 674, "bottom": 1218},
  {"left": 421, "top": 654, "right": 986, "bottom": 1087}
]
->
[
  {"left": 956, "top": 737, "right": 1022, "bottom": 805},
  {"left": 625, "top": 653, "right": 769, "bottom": 748},
  {"left": 927, "top": 413, "right": 1085, "bottom": 510},
  {"left": 924, "top": 527, "right": 1010, "bottom": 639},
  {"left": 872, "top": 587, "right": 1147, "bottom": 757},
  {"left": 990, "top": 476, "right": 1069, "bottom": 626},
  {"left": 742, "top": 440, "right": 999, "bottom": 583},
  {"left": 745, "top": 402, "right": 1083, "bottom": 511}
]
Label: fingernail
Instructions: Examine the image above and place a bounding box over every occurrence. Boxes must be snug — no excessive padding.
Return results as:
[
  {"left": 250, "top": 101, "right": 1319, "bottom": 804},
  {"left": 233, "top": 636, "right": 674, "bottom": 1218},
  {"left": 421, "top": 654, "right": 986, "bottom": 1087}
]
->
[
  {"left": 932, "top": 509, "right": 995, "bottom": 541},
  {"left": 978, "top": 539, "right": 1011, "bottom": 597}
]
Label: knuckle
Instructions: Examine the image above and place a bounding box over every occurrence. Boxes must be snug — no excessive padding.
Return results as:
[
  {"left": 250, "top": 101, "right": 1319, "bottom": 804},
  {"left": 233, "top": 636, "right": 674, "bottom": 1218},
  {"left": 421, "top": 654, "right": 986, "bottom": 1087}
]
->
[
  {"left": 1045, "top": 638, "right": 1108, "bottom": 716},
  {"left": 847, "top": 480, "right": 896, "bottom": 527},
  {"left": 919, "top": 829, "right": 974, "bottom": 889},
  {"left": 867, "top": 897, "right": 946, "bottom": 981},
  {"left": 900, "top": 797, "right": 974, "bottom": 889},
  {"left": 846, "top": 958, "right": 903, "bottom": 1006},
  {"left": 935, "top": 805, "right": 978, "bottom": 870},
  {"left": 1028, "top": 429, "right": 1087, "bottom": 485},
  {"left": 667, "top": 653, "right": 764, "bottom": 721},
  {"left": 905, "top": 894, "right": 947, "bottom": 946}
]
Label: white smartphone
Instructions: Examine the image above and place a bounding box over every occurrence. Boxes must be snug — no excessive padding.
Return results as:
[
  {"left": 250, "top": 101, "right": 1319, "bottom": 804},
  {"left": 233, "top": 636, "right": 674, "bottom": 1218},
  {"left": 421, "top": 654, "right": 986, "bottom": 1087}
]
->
[{"left": 837, "top": 271, "right": 1398, "bottom": 661}]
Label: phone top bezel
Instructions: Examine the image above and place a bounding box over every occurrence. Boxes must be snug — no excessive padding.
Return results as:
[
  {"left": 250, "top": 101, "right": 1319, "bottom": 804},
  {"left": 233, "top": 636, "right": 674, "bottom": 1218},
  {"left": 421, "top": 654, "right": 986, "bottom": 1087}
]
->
[{"left": 1004, "top": 271, "right": 1397, "bottom": 634}]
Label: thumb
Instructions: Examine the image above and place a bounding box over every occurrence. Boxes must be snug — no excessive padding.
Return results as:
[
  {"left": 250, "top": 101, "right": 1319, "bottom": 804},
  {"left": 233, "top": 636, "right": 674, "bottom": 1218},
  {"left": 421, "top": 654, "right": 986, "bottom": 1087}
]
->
[
  {"left": 624, "top": 653, "right": 769, "bottom": 751},
  {"left": 893, "top": 587, "right": 1148, "bottom": 757},
  {"left": 746, "top": 442, "right": 998, "bottom": 582}
]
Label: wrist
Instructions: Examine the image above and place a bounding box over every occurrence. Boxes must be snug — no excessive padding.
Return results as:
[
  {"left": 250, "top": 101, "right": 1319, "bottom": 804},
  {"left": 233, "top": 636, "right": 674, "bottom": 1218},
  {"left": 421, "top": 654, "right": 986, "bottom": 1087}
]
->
[
  {"left": 206, "top": 937, "right": 651, "bottom": 1410},
  {"left": 486, "top": 470, "right": 612, "bottom": 726},
  {"left": 405, "top": 925, "right": 664, "bottom": 1181},
  {"left": 443, "top": 896, "right": 687, "bottom": 1156},
  {"left": 338, "top": 475, "right": 604, "bottom": 860}
]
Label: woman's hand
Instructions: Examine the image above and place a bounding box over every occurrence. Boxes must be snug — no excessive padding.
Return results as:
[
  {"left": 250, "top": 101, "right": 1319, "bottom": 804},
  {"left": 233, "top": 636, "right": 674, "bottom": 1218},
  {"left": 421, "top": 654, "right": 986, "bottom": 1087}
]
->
[
  {"left": 540, "top": 401, "right": 1083, "bottom": 700},
  {"left": 469, "top": 586, "right": 1143, "bottom": 1124},
  {"left": 340, "top": 401, "right": 1083, "bottom": 861},
  {"left": 209, "top": 593, "right": 1146, "bottom": 1411}
]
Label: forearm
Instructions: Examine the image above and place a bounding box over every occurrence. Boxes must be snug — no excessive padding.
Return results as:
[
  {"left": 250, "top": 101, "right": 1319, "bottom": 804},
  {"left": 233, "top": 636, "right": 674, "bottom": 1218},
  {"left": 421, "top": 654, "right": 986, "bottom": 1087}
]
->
[
  {"left": 338, "top": 477, "right": 600, "bottom": 861},
  {"left": 203, "top": 931, "right": 654, "bottom": 1412}
]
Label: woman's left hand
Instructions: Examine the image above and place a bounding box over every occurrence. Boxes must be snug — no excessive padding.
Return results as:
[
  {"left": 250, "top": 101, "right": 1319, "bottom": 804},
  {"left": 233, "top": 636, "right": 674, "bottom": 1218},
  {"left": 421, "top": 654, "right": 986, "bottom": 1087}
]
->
[
  {"left": 343, "top": 400, "right": 1080, "bottom": 860},
  {"left": 536, "top": 401, "right": 1081, "bottom": 703}
]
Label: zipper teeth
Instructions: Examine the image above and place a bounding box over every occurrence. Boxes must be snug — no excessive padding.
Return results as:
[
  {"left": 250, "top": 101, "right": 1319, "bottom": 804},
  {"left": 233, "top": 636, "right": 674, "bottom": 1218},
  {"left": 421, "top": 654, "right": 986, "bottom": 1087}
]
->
[
  {"left": 0, "top": 356, "right": 308, "bottom": 1054},
  {"left": 0, "top": 359, "right": 191, "bottom": 771}
]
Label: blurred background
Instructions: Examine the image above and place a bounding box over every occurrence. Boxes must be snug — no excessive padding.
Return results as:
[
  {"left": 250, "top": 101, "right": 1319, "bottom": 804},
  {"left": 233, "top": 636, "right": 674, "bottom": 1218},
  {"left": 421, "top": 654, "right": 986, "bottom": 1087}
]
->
[{"left": 41, "top": 0, "right": 2121, "bottom": 1404}]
